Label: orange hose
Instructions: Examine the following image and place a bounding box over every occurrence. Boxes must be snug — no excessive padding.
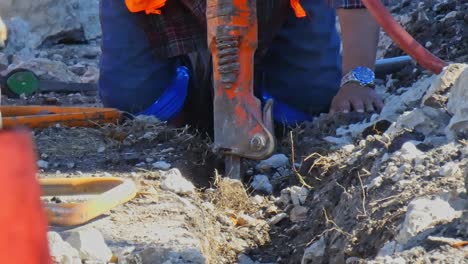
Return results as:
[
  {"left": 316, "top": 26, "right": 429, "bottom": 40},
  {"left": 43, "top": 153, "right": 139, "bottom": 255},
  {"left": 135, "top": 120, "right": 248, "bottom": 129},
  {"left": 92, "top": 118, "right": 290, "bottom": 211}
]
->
[{"left": 362, "top": 0, "right": 448, "bottom": 74}]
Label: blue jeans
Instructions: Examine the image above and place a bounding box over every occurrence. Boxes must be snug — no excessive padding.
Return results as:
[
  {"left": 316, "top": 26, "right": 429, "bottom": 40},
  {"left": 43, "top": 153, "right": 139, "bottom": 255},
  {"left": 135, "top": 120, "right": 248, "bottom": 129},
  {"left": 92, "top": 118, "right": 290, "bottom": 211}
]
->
[{"left": 98, "top": 0, "right": 341, "bottom": 123}]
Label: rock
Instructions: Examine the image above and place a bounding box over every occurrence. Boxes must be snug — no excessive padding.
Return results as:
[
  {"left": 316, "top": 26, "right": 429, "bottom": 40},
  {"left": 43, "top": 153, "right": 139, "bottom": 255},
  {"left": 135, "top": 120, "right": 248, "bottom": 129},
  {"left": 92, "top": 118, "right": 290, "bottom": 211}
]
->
[
  {"left": 238, "top": 254, "right": 256, "bottom": 264},
  {"left": 37, "top": 159, "right": 49, "bottom": 169},
  {"left": 380, "top": 76, "right": 435, "bottom": 122},
  {"left": 97, "top": 146, "right": 105, "bottom": 153},
  {"left": 268, "top": 213, "right": 288, "bottom": 225},
  {"left": 256, "top": 154, "right": 289, "bottom": 173},
  {"left": 152, "top": 161, "right": 171, "bottom": 170},
  {"left": 68, "top": 64, "right": 87, "bottom": 76},
  {"left": 399, "top": 142, "right": 424, "bottom": 162},
  {"left": 66, "top": 162, "right": 75, "bottom": 169},
  {"left": 289, "top": 186, "right": 309, "bottom": 206},
  {"left": 1, "top": 57, "right": 82, "bottom": 83},
  {"left": 80, "top": 65, "right": 99, "bottom": 83},
  {"left": 250, "top": 175, "right": 273, "bottom": 194},
  {"left": 438, "top": 162, "right": 462, "bottom": 177},
  {"left": 377, "top": 240, "right": 397, "bottom": 257},
  {"left": 48, "top": 232, "right": 81, "bottom": 264},
  {"left": 0, "top": 0, "right": 101, "bottom": 54},
  {"left": 395, "top": 196, "right": 462, "bottom": 244},
  {"left": 302, "top": 237, "right": 326, "bottom": 264},
  {"left": 160, "top": 168, "right": 195, "bottom": 195},
  {"left": 446, "top": 66, "right": 468, "bottom": 140},
  {"left": 441, "top": 11, "right": 458, "bottom": 21},
  {"left": 290, "top": 206, "right": 308, "bottom": 223},
  {"left": 65, "top": 228, "right": 113, "bottom": 262},
  {"left": 121, "top": 245, "right": 206, "bottom": 264}
]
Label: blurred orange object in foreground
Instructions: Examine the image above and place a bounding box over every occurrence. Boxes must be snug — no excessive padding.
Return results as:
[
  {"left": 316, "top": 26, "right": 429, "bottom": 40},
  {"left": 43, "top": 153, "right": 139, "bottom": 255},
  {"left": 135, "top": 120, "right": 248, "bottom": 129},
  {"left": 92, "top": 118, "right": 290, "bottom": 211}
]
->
[{"left": 0, "top": 130, "right": 52, "bottom": 264}]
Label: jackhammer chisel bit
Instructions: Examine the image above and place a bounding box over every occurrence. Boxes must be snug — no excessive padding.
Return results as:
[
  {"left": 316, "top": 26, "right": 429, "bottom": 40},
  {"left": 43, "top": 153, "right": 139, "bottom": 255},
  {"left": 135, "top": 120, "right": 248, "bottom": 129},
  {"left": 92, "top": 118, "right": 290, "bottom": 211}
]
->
[{"left": 207, "top": 0, "right": 276, "bottom": 180}]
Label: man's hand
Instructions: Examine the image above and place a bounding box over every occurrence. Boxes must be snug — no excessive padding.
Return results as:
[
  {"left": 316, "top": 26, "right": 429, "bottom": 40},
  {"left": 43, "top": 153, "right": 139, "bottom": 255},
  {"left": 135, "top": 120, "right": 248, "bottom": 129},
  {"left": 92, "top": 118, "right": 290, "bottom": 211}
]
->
[{"left": 330, "top": 83, "right": 383, "bottom": 114}]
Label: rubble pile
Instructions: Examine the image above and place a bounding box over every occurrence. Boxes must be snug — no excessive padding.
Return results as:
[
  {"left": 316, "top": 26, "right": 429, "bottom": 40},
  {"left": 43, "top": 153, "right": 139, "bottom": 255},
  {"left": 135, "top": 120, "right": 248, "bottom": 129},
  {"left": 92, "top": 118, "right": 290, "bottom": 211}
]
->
[{"left": 251, "top": 64, "right": 467, "bottom": 263}]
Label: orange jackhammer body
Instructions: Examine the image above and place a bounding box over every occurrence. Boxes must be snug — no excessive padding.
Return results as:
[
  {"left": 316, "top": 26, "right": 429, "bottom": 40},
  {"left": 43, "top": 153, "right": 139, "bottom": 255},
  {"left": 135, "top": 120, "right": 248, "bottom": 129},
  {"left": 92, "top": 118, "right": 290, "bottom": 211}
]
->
[{"left": 207, "top": 0, "right": 275, "bottom": 179}]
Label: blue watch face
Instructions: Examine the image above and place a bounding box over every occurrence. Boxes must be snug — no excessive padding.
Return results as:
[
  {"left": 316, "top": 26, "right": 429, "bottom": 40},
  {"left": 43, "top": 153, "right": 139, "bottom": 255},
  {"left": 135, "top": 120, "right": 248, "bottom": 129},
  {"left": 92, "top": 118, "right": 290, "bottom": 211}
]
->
[{"left": 353, "top": 66, "right": 375, "bottom": 85}]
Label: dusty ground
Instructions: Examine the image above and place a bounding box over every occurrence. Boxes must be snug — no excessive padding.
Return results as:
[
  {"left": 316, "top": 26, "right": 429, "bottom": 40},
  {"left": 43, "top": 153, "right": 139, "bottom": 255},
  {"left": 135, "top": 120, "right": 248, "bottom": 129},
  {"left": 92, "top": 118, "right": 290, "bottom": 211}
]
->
[{"left": 0, "top": 0, "right": 467, "bottom": 263}]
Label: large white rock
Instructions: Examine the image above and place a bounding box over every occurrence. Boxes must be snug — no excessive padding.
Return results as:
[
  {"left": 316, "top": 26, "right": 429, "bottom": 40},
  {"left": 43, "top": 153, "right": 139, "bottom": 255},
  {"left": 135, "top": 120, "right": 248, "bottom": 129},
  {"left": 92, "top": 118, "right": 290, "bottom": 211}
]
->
[
  {"left": 160, "top": 168, "right": 195, "bottom": 195},
  {"left": 446, "top": 66, "right": 468, "bottom": 140},
  {"left": 395, "top": 196, "right": 462, "bottom": 244},
  {"left": 48, "top": 232, "right": 81, "bottom": 264},
  {"left": 289, "top": 186, "right": 310, "bottom": 206},
  {"left": 65, "top": 228, "right": 113, "bottom": 262}
]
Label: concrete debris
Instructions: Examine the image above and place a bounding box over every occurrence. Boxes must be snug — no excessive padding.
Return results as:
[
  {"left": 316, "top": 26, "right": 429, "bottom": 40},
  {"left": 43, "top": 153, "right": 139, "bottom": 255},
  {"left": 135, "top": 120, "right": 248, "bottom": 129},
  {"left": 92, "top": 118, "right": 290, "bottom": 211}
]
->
[
  {"left": 380, "top": 76, "right": 435, "bottom": 122},
  {"left": 250, "top": 175, "right": 273, "bottom": 194},
  {"left": 398, "top": 142, "right": 424, "bottom": 163},
  {"left": 446, "top": 67, "right": 468, "bottom": 140},
  {"left": 120, "top": 245, "right": 206, "bottom": 264},
  {"left": 37, "top": 159, "right": 49, "bottom": 169},
  {"left": 438, "top": 162, "right": 462, "bottom": 177},
  {"left": 268, "top": 213, "right": 288, "bottom": 225},
  {"left": 1, "top": 57, "right": 82, "bottom": 83},
  {"left": 65, "top": 228, "right": 113, "bottom": 262},
  {"left": 289, "top": 186, "right": 310, "bottom": 206},
  {"left": 395, "top": 196, "right": 462, "bottom": 245},
  {"left": 48, "top": 232, "right": 82, "bottom": 264},
  {"left": 160, "top": 168, "right": 195, "bottom": 195},
  {"left": 152, "top": 161, "right": 171, "bottom": 170},
  {"left": 289, "top": 206, "right": 309, "bottom": 223},
  {"left": 301, "top": 237, "right": 326, "bottom": 264},
  {"left": 256, "top": 154, "right": 289, "bottom": 173},
  {"left": 377, "top": 240, "right": 397, "bottom": 257}
]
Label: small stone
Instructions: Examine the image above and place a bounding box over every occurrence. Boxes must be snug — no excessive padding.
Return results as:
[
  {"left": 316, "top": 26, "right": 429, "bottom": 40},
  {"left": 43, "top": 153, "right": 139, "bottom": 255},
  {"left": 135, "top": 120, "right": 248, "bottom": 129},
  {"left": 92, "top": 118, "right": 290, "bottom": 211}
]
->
[
  {"left": 238, "top": 254, "right": 256, "bottom": 264},
  {"left": 289, "top": 186, "right": 309, "bottom": 206},
  {"left": 68, "top": 64, "right": 87, "bottom": 76},
  {"left": 250, "top": 175, "right": 273, "bottom": 194},
  {"left": 438, "top": 162, "right": 461, "bottom": 177},
  {"left": 368, "top": 176, "right": 384, "bottom": 189},
  {"left": 48, "top": 232, "right": 81, "bottom": 264},
  {"left": 41, "top": 153, "right": 49, "bottom": 159},
  {"left": 160, "top": 147, "right": 175, "bottom": 153},
  {"left": 52, "top": 54, "right": 63, "bottom": 61},
  {"left": 97, "top": 146, "right": 105, "bottom": 153},
  {"left": 442, "top": 11, "right": 458, "bottom": 21},
  {"left": 251, "top": 195, "right": 265, "bottom": 204},
  {"left": 142, "top": 132, "right": 156, "bottom": 140},
  {"left": 256, "top": 154, "right": 289, "bottom": 173},
  {"left": 425, "top": 41, "right": 432, "bottom": 48},
  {"left": 160, "top": 168, "right": 195, "bottom": 195},
  {"left": 302, "top": 237, "right": 326, "bottom": 264},
  {"left": 152, "top": 161, "right": 171, "bottom": 170},
  {"left": 135, "top": 162, "right": 146, "bottom": 167},
  {"left": 341, "top": 144, "right": 355, "bottom": 153},
  {"left": 290, "top": 206, "right": 308, "bottom": 223},
  {"left": 145, "top": 157, "right": 154, "bottom": 163},
  {"left": 400, "top": 142, "right": 424, "bottom": 162},
  {"left": 37, "top": 160, "right": 49, "bottom": 169},
  {"left": 268, "top": 212, "right": 288, "bottom": 225},
  {"left": 66, "top": 162, "right": 75, "bottom": 169},
  {"left": 65, "top": 228, "right": 112, "bottom": 262}
]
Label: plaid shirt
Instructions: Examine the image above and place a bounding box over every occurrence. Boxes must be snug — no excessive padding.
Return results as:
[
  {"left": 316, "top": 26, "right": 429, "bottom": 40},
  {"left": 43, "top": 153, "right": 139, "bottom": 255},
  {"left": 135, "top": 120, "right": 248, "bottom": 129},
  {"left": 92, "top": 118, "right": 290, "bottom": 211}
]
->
[{"left": 139, "top": 0, "right": 386, "bottom": 58}]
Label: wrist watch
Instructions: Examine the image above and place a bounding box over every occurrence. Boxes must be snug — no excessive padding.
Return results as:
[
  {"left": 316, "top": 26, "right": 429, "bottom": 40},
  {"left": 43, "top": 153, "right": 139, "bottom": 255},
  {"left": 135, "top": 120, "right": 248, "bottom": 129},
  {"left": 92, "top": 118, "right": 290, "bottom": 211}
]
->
[{"left": 340, "top": 66, "right": 375, "bottom": 88}]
